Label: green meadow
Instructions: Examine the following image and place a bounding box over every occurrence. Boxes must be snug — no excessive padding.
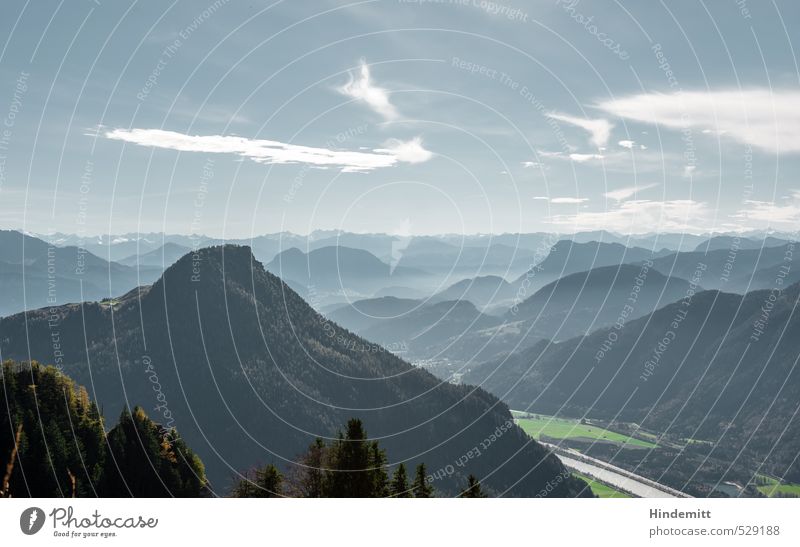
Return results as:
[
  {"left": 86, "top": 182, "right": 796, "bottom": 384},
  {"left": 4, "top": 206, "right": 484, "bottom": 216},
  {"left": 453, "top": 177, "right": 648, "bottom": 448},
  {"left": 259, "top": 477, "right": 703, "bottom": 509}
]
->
[
  {"left": 513, "top": 413, "right": 657, "bottom": 449},
  {"left": 756, "top": 475, "right": 800, "bottom": 498},
  {"left": 574, "top": 473, "right": 631, "bottom": 498}
]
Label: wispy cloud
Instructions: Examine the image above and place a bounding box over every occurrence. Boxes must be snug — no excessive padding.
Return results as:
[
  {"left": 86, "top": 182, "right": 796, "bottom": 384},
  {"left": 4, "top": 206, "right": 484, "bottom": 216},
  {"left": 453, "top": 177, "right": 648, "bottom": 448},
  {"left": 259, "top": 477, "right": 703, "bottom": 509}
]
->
[
  {"left": 547, "top": 112, "right": 613, "bottom": 148},
  {"left": 597, "top": 89, "right": 800, "bottom": 153},
  {"left": 533, "top": 196, "right": 588, "bottom": 204},
  {"left": 102, "top": 128, "right": 432, "bottom": 172},
  {"left": 338, "top": 60, "right": 399, "bottom": 121},
  {"left": 604, "top": 183, "right": 659, "bottom": 202},
  {"left": 569, "top": 153, "right": 605, "bottom": 162},
  {"left": 546, "top": 199, "right": 710, "bottom": 233},
  {"left": 538, "top": 150, "right": 605, "bottom": 163}
]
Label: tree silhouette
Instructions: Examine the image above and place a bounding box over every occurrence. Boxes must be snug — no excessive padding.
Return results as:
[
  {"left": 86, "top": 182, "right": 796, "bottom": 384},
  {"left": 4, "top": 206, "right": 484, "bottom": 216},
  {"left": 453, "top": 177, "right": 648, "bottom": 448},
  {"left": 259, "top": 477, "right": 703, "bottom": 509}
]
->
[
  {"left": 391, "top": 463, "right": 411, "bottom": 497},
  {"left": 412, "top": 463, "right": 433, "bottom": 498},
  {"left": 460, "top": 474, "right": 487, "bottom": 498}
]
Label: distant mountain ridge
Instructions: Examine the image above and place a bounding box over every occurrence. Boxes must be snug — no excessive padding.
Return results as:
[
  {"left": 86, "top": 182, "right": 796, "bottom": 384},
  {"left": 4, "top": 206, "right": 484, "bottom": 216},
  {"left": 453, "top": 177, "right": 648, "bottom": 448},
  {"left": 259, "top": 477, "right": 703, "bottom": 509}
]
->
[
  {"left": 0, "top": 230, "right": 162, "bottom": 317},
  {"left": 429, "top": 263, "right": 694, "bottom": 364},
  {"left": 266, "top": 245, "right": 431, "bottom": 300},
  {"left": 431, "top": 275, "right": 516, "bottom": 310},
  {"left": 511, "top": 240, "right": 672, "bottom": 295}
]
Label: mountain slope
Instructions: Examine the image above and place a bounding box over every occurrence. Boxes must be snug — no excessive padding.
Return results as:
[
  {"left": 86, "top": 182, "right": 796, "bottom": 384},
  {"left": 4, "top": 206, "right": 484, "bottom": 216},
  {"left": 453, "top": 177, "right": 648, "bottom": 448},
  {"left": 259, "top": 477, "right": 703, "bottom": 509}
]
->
[
  {"left": 431, "top": 275, "right": 516, "bottom": 309},
  {"left": 510, "top": 263, "right": 693, "bottom": 330},
  {"left": 430, "top": 263, "right": 693, "bottom": 365},
  {"left": 0, "top": 245, "right": 586, "bottom": 497},
  {"left": 466, "top": 283, "right": 800, "bottom": 481},
  {"left": 326, "top": 296, "right": 423, "bottom": 333},
  {"left": 359, "top": 299, "right": 504, "bottom": 358}
]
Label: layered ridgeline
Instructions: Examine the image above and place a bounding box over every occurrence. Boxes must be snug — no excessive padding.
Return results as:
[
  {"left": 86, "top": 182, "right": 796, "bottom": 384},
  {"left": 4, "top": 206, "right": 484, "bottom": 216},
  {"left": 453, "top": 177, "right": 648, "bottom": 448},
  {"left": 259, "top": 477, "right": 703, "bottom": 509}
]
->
[
  {"left": 510, "top": 240, "right": 671, "bottom": 294},
  {"left": 507, "top": 263, "right": 693, "bottom": 340},
  {"left": 510, "top": 238, "right": 795, "bottom": 297},
  {"left": 266, "top": 246, "right": 430, "bottom": 296},
  {"left": 0, "top": 245, "right": 587, "bottom": 497},
  {"left": 378, "top": 263, "right": 694, "bottom": 365},
  {"left": 328, "top": 297, "right": 503, "bottom": 360},
  {"left": 647, "top": 241, "right": 796, "bottom": 293},
  {"left": 466, "top": 281, "right": 800, "bottom": 483},
  {"left": 0, "top": 230, "right": 164, "bottom": 317}
]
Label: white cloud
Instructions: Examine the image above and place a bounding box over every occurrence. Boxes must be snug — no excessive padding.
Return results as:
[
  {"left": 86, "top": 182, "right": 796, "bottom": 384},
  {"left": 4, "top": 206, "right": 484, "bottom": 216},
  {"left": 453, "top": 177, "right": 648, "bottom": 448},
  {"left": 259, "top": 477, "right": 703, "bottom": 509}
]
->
[
  {"left": 532, "top": 196, "right": 550, "bottom": 200},
  {"left": 521, "top": 160, "right": 542, "bottom": 168},
  {"left": 597, "top": 89, "right": 800, "bottom": 153},
  {"left": 103, "top": 128, "right": 432, "bottom": 172},
  {"left": 732, "top": 190, "right": 800, "bottom": 230},
  {"left": 604, "top": 183, "right": 659, "bottom": 201},
  {"left": 376, "top": 137, "right": 433, "bottom": 163},
  {"left": 618, "top": 140, "right": 647, "bottom": 150},
  {"left": 683, "top": 165, "right": 697, "bottom": 178},
  {"left": 546, "top": 199, "right": 710, "bottom": 234},
  {"left": 338, "top": 60, "right": 399, "bottom": 121},
  {"left": 569, "top": 152, "right": 605, "bottom": 162},
  {"left": 547, "top": 112, "right": 613, "bottom": 148}
]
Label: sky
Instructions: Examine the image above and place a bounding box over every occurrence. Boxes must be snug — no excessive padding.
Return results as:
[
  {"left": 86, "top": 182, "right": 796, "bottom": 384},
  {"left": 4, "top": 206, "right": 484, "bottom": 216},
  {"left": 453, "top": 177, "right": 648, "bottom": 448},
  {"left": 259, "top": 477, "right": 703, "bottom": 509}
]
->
[{"left": 0, "top": 0, "right": 798, "bottom": 238}]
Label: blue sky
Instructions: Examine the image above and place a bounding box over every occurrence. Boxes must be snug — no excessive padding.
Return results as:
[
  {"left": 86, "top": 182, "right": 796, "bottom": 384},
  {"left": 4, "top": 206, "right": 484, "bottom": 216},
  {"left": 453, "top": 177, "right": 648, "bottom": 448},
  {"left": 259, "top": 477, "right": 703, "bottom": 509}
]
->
[{"left": 0, "top": 0, "right": 798, "bottom": 238}]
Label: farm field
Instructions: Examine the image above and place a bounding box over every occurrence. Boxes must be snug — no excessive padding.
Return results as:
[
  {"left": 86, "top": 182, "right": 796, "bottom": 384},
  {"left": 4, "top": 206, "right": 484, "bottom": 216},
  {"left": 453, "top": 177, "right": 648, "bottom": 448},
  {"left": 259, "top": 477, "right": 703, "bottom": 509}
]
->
[
  {"left": 512, "top": 412, "right": 657, "bottom": 449},
  {"left": 756, "top": 475, "right": 800, "bottom": 498},
  {"left": 574, "top": 473, "right": 631, "bottom": 498}
]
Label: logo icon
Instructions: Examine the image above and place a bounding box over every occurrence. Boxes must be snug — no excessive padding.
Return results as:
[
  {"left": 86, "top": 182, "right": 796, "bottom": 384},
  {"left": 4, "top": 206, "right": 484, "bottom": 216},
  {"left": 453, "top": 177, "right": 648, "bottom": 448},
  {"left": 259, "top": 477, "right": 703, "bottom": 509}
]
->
[{"left": 20, "top": 507, "right": 45, "bottom": 535}]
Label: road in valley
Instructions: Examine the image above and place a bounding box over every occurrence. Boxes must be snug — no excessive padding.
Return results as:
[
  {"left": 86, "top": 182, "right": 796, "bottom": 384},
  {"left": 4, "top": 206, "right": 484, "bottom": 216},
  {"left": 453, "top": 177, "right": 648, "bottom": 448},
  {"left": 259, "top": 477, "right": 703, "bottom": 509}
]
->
[{"left": 543, "top": 443, "right": 691, "bottom": 498}]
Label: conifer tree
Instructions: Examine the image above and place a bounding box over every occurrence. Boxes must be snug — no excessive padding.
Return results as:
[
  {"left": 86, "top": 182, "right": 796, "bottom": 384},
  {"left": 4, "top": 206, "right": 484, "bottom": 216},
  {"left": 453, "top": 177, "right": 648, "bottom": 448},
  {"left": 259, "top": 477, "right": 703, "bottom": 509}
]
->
[
  {"left": 0, "top": 361, "right": 107, "bottom": 496},
  {"left": 460, "top": 474, "right": 487, "bottom": 498},
  {"left": 232, "top": 464, "right": 283, "bottom": 497},
  {"left": 391, "top": 463, "right": 411, "bottom": 497},
  {"left": 1, "top": 362, "right": 206, "bottom": 498},
  {"left": 103, "top": 406, "right": 206, "bottom": 497},
  {"left": 412, "top": 463, "right": 433, "bottom": 498},
  {"left": 290, "top": 438, "right": 327, "bottom": 497},
  {"left": 370, "top": 442, "right": 389, "bottom": 497},
  {"left": 328, "top": 419, "right": 373, "bottom": 497},
  {"left": 255, "top": 464, "right": 283, "bottom": 497}
]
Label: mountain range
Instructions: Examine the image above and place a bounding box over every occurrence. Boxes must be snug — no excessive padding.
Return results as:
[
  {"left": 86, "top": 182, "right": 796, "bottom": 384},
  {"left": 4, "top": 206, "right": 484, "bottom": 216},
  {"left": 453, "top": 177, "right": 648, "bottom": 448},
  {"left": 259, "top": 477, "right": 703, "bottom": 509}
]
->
[{"left": 0, "top": 244, "right": 587, "bottom": 497}]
